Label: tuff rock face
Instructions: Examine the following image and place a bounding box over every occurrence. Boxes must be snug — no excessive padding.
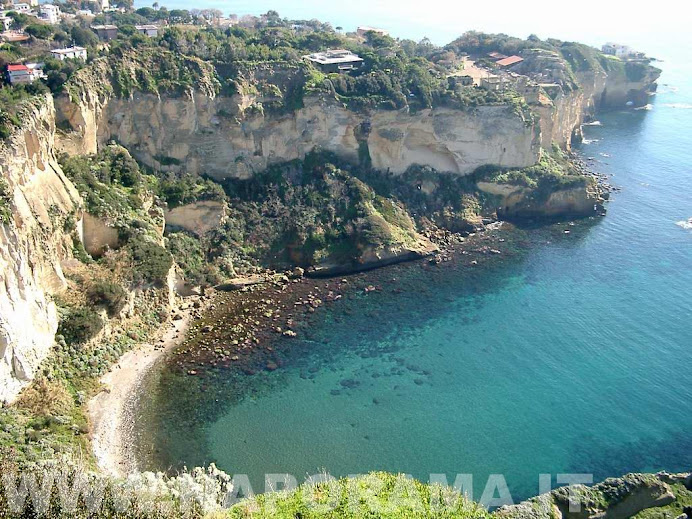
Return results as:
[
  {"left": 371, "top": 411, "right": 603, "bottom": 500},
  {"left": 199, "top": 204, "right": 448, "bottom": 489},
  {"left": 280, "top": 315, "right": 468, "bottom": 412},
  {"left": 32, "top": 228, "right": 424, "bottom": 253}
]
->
[
  {"left": 0, "top": 96, "right": 81, "bottom": 403},
  {"left": 57, "top": 92, "right": 541, "bottom": 179}
]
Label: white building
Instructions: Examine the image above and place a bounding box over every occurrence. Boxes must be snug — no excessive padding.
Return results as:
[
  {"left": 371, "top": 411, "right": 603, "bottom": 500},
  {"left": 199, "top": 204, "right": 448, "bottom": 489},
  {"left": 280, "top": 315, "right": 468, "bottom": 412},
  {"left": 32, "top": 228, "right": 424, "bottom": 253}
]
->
[
  {"left": 13, "top": 0, "right": 38, "bottom": 8},
  {"left": 0, "top": 15, "right": 12, "bottom": 31},
  {"left": 602, "top": 42, "right": 636, "bottom": 59},
  {"left": 303, "top": 49, "right": 363, "bottom": 72},
  {"left": 134, "top": 24, "right": 158, "bottom": 37},
  {"left": 6, "top": 62, "right": 44, "bottom": 84},
  {"left": 50, "top": 46, "right": 87, "bottom": 60},
  {"left": 40, "top": 4, "right": 60, "bottom": 24},
  {"left": 357, "top": 26, "right": 389, "bottom": 37},
  {"left": 10, "top": 3, "right": 31, "bottom": 13}
]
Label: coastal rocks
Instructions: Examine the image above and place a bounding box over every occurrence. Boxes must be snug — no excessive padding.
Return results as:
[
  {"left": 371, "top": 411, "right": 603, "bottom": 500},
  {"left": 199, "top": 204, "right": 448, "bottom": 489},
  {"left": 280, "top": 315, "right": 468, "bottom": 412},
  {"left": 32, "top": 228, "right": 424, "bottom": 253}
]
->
[
  {"left": 308, "top": 237, "right": 439, "bottom": 278},
  {"left": 495, "top": 472, "right": 683, "bottom": 519},
  {"left": 216, "top": 275, "right": 266, "bottom": 291},
  {"left": 477, "top": 179, "right": 604, "bottom": 220}
]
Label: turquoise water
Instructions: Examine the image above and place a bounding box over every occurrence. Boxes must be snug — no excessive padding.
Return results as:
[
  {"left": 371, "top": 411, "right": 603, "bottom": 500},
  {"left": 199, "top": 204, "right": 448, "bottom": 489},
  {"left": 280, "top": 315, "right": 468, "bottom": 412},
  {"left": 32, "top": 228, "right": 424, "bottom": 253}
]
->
[
  {"left": 140, "top": 57, "right": 692, "bottom": 501},
  {"left": 126, "top": 7, "right": 692, "bottom": 496}
]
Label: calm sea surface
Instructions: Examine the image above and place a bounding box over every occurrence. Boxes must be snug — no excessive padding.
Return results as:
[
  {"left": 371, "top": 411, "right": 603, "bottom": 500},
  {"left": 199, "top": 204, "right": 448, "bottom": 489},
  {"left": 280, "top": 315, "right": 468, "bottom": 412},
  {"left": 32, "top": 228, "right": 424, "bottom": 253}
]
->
[{"left": 134, "top": 12, "right": 692, "bottom": 501}]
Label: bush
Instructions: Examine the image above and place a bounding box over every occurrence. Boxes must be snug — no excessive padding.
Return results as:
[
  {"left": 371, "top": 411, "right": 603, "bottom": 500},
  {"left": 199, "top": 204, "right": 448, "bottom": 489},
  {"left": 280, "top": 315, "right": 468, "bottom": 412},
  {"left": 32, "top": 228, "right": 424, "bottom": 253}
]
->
[
  {"left": 0, "top": 177, "right": 11, "bottom": 224},
  {"left": 128, "top": 237, "right": 173, "bottom": 286},
  {"left": 87, "top": 280, "right": 128, "bottom": 317},
  {"left": 158, "top": 175, "right": 227, "bottom": 208},
  {"left": 57, "top": 307, "right": 104, "bottom": 345},
  {"left": 166, "top": 231, "right": 217, "bottom": 286}
]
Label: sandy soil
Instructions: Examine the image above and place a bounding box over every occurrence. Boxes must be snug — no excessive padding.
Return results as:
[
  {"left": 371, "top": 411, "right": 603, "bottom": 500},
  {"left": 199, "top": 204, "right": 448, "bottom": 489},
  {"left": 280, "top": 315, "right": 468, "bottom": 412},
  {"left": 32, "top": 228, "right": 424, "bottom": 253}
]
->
[{"left": 88, "top": 314, "right": 190, "bottom": 477}]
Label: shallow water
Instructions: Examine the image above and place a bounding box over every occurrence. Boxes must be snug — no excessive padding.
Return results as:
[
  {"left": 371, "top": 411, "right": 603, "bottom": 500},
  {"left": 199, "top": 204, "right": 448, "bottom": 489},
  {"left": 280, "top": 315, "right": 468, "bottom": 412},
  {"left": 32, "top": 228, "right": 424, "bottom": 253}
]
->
[{"left": 137, "top": 60, "right": 692, "bottom": 502}]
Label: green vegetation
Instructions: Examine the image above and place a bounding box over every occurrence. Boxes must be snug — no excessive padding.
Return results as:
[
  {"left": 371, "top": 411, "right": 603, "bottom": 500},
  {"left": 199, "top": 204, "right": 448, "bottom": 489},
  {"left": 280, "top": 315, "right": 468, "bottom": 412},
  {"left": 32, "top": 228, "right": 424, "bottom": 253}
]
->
[
  {"left": 59, "top": 145, "right": 151, "bottom": 222},
  {"left": 216, "top": 151, "right": 423, "bottom": 268},
  {"left": 0, "top": 84, "right": 47, "bottom": 139},
  {"left": 229, "top": 472, "right": 490, "bottom": 519},
  {"left": 0, "top": 176, "right": 11, "bottom": 224},
  {"left": 127, "top": 235, "right": 173, "bottom": 286},
  {"left": 634, "top": 482, "right": 692, "bottom": 519},
  {"left": 87, "top": 279, "right": 128, "bottom": 317},
  {"left": 478, "top": 152, "right": 587, "bottom": 191},
  {"left": 24, "top": 23, "right": 54, "bottom": 40},
  {"left": 57, "top": 306, "right": 104, "bottom": 344},
  {"left": 158, "top": 175, "right": 227, "bottom": 207}
]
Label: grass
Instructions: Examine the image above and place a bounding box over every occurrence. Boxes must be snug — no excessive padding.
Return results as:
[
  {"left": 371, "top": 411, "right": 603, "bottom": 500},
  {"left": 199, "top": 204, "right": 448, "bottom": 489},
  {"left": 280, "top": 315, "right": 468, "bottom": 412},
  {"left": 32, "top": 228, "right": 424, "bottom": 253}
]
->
[{"left": 228, "top": 472, "right": 491, "bottom": 519}]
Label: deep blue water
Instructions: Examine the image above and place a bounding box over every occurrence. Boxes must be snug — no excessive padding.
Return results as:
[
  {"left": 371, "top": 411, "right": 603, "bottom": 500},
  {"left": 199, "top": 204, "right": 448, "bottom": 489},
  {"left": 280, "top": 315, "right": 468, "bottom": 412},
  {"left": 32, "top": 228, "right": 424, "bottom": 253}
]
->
[{"left": 138, "top": 41, "right": 692, "bottom": 502}]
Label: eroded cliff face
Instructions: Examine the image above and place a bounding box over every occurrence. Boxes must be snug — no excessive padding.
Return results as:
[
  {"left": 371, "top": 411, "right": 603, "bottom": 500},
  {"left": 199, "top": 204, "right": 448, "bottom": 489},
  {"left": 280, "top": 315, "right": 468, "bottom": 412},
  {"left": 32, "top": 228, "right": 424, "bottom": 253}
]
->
[
  {"left": 0, "top": 96, "right": 81, "bottom": 403},
  {"left": 477, "top": 179, "right": 604, "bottom": 220},
  {"left": 536, "top": 66, "right": 660, "bottom": 149},
  {"left": 56, "top": 91, "right": 540, "bottom": 179}
]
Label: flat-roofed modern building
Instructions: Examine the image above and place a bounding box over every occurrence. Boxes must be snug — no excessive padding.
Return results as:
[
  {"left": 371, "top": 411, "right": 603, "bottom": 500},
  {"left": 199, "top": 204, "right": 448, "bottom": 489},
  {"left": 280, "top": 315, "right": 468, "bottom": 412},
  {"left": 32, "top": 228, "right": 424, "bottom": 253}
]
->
[
  {"left": 303, "top": 49, "right": 363, "bottom": 73},
  {"left": 50, "top": 46, "right": 87, "bottom": 60}
]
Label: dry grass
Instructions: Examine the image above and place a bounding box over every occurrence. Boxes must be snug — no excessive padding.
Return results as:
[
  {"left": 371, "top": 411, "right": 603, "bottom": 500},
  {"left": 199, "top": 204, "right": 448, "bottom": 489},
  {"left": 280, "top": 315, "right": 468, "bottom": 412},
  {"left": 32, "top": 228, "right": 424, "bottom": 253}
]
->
[{"left": 15, "top": 377, "right": 74, "bottom": 417}]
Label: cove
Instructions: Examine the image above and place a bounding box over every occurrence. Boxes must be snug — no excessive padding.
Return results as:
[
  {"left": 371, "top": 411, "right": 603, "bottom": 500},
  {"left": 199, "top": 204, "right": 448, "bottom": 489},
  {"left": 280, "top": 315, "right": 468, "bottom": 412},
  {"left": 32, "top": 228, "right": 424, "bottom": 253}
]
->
[{"left": 135, "top": 63, "right": 692, "bottom": 503}]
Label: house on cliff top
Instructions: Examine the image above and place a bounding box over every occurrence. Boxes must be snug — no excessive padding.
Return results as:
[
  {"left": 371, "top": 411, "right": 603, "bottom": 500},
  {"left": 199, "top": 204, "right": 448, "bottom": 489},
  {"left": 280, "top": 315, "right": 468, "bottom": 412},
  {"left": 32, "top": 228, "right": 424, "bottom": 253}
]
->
[
  {"left": 303, "top": 49, "right": 363, "bottom": 73},
  {"left": 6, "top": 62, "right": 44, "bottom": 84}
]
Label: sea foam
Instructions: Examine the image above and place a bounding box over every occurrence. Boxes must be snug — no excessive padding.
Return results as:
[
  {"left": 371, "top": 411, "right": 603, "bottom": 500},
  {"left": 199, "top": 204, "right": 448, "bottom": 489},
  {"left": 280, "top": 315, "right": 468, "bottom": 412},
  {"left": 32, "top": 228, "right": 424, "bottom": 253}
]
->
[
  {"left": 662, "top": 103, "right": 692, "bottom": 109},
  {"left": 676, "top": 218, "right": 692, "bottom": 230}
]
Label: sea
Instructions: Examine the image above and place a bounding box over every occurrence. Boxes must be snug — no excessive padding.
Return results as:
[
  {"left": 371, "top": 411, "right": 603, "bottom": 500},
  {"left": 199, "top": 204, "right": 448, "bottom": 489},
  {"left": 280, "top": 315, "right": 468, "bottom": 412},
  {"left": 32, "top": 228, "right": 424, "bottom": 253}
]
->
[{"left": 132, "top": 1, "right": 692, "bottom": 504}]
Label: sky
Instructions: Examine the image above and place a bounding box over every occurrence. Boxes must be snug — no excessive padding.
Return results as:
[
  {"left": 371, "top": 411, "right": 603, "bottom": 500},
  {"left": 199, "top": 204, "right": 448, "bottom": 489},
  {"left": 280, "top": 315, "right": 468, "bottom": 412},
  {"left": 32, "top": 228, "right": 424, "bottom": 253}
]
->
[{"left": 143, "top": 0, "right": 692, "bottom": 58}]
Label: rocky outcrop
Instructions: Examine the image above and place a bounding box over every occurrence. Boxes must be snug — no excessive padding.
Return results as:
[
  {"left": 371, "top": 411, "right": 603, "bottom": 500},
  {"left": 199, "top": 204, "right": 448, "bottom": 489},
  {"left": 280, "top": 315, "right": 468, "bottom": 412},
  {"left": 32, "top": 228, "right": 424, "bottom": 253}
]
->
[
  {"left": 165, "top": 200, "right": 227, "bottom": 236},
  {"left": 81, "top": 213, "right": 120, "bottom": 257},
  {"left": 0, "top": 96, "right": 81, "bottom": 403},
  {"left": 307, "top": 236, "right": 439, "bottom": 277},
  {"left": 534, "top": 65, "right": 660, "bottom": 149},
  {"left": 56, "top": 91, "right": 540, "bottom": 179},
  {"left": 495, "top": 472, "right": 688, "bottom": 519},
  {"left": 478, "top": 179, "right": 604, "bottom": 220}
]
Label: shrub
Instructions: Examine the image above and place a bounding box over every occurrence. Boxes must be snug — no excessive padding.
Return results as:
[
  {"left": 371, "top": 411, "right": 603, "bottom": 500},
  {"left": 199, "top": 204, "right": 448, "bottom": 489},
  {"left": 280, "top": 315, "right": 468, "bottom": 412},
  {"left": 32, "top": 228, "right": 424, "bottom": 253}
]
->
[
  {"left": 57, "top": 307, "right": 104, "bottom": 345},
  {"left": 87, "top": 280, "right": 128, "bottom": 317},
  {"left": 166, "top": 231, "right": 219, "bottom": 286},
  {"left": 158, "top": 175, "right": 227, "bottom": 208},
  {"left": 0, "top": 177, "right": 11, "bottom": 224},
  {"left": 128, "top": 237, "right": 173, "bottom": 286}
]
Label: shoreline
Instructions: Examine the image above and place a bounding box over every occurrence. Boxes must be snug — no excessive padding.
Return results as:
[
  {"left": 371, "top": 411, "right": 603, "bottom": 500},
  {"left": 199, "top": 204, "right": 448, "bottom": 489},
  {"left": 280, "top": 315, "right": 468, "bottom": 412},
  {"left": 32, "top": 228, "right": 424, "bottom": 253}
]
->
[
  {"left": 87, "top": 311, "right": 192, "bottom": 477},
  {"left": 88, "top": 218, "right": 590, "bottom": 475}
]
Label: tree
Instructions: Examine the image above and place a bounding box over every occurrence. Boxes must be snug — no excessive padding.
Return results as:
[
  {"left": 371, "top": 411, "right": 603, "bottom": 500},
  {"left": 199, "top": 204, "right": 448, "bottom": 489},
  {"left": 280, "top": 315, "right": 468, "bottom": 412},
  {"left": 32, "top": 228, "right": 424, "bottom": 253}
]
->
[
  {"left": 152, "top": 1, "right": 159, "bottom": 9},
  {"left": 25, "top": 23, "right": 53, "bottom": 39},
  {"left": 6, "top": 11, "right": 30, "bottom": 30},
  {"left": 70, "top": 25, "right": 98, "bottom": 46},
  {"left": 169, "top": 9, "right": 191, "bottom": 23}
]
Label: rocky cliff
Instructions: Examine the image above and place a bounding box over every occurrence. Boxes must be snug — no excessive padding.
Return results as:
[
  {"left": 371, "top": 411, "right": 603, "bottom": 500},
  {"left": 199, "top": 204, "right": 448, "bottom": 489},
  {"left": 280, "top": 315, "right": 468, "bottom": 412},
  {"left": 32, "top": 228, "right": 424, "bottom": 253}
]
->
[
  {"left": 533, "top": 63, "right": 661, "bottom": 149},
  {"left": 54, "top": 53, "right": 660, "bottom": 175},
  {"left": 0, "top": 96, "right": 81, "bottom": 403},
  {"left": 496, "top": 472, "right": 691, "bottom": 519},
  {"left": 56, "top": 90, "right": 540, "bottom": 180}
]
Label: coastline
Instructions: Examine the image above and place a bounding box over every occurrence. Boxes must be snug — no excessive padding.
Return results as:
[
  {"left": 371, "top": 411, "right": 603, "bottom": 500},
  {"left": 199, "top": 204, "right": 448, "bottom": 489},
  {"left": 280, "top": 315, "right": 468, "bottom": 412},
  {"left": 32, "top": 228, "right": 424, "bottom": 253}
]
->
[{"left": 88, "top": 311, "right": 192, "bottom": 477}]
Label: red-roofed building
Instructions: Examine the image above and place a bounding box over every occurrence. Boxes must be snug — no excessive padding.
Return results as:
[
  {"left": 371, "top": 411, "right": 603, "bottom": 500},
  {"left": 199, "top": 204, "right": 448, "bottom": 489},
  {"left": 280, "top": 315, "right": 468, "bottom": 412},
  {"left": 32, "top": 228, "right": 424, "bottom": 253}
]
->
[
  {"left": 1, "top": 31, "right": 30, "bottom": 43},
  {"left": 496, "top": 55, "right": 524, "bottom": 67},
  {"left": 6, "top": 63, "right": 45, "bottom": 84}
]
